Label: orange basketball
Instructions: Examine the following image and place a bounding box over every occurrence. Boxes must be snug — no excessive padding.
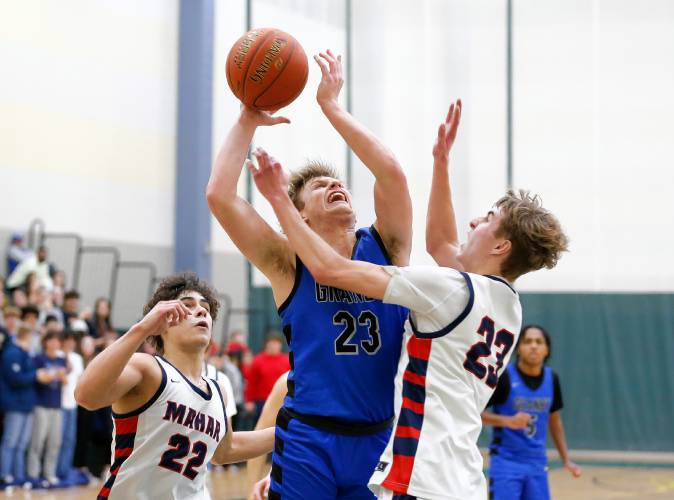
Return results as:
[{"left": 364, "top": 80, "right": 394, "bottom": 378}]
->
[{"left": 226, "top": 28, "right": 309, "bottom": 111}]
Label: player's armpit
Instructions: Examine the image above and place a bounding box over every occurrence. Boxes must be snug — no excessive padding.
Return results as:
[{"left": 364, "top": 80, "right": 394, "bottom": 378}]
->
[{"left": 372, "top": 176, "right": 413, "bottom": 266}]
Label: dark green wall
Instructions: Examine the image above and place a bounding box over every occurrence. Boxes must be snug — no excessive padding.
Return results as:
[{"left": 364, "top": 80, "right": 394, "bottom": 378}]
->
[{"left": 249, "top": 288, "right": 674, "bottom": 451}]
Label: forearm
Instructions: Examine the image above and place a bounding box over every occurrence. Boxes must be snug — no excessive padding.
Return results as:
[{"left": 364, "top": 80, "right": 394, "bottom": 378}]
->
[
  {"left": 216, "top": 428, "right": 275, "bottom": 464},
  {"left": 207, "top": 115, "right": 257, "bottom": 204},
  {"left": 321, "top": 102, "right": 402, "bottom": 182},
  {"left": 481, "top": 411, "right": 512, "bottom": 428},
  {"left": 426, "top": 158, "right": 459, "bottom": 253},
  {"left": 269, "top": 194, "right": 345, "bottom": 277},
  {"left": 75, "top": 324, "right": 146, "bottom": 408},
  {"left": 549, "top": 414, "right": 570, "bottom": 462}
]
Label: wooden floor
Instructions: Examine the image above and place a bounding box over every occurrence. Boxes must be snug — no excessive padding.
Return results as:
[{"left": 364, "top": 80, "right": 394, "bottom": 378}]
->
[{"left": 1, "top": 465, "right": 673, "bottom": 499}]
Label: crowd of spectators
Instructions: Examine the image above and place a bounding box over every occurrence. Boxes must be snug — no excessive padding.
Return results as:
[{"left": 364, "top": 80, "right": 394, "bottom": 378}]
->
[{"left": 0, "top": 233, "right": 290, "bottom": 491}]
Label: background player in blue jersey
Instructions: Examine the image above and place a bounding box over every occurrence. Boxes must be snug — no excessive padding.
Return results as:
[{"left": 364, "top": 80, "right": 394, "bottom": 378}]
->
[
  {"left": 482, "top": 324, "right": 582, "bottom": 500},
  {"left": 208, "top": 49, "right": 411, "bottom": 499}
]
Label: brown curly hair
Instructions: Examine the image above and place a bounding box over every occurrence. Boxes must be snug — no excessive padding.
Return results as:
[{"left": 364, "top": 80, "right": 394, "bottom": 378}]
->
[
  {"left": 495, "top": 190, "right": 569, "bottom": 281},
  {"left": 288, "top": 160, "right": 340, "bottom": 210},
  {"left": 142, "top": 272, "right": 220, "bottom": 354}
]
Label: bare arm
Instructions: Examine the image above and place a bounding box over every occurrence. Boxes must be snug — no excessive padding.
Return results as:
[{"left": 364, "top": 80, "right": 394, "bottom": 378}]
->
[
  {"left": 315, "top": 51, "right": 412, "bottom": 265},
  {"left": 426, "top": 100, "right": 465, "bottom": 269},
  {"left": 549, "top": 411, "right": 582, "bottom": 477},
  {"left": 249, "top": 149, "right": 391, "bottom": 301},
  {"left": 247, "top": 373, "right": 288, "bottom": 499},
  {"left": 481, "top": 410, "right": 531, "bottom": 429},
  {"left": 206, "top": 107, "right": 294, "bottom": 285},
  {"left": 212, "top": 378, "right": 276, "bottom": 465},
  {"left": 75, "top": 300, "right": 191, "bottom": 410}
]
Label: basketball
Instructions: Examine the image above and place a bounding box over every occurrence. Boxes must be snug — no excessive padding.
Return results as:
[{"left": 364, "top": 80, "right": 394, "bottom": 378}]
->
[{"left": 226, "top": 28, "right": 309, "bottom": 111}]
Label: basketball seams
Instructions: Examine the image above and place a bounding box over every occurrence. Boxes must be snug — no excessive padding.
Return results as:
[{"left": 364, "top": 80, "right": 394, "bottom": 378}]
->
[
  {"left": 253, "top": 40, "right": 306, "bottom": 110},
  {"left": 238, "top": 28, "right": 275, "bottom": 103}
]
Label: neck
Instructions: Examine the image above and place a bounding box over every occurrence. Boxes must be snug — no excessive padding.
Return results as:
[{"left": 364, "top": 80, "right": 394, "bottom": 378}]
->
[
  {"left": 517, "top": 359, "right": 543, "bottom": 376},
  {"left": 464, "top": 259, "right": 510, "bottom": 283},
  {"left": 310, "top": 221, "right": 357, "bottom": 258},
  {"left": 163, "top": 348, "right": 204, "bottom": 382}
]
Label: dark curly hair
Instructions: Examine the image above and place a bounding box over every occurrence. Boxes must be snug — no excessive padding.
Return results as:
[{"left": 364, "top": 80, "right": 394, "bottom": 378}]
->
[{"left": 142, "top": 272, "right": 220, "bottom": 354}]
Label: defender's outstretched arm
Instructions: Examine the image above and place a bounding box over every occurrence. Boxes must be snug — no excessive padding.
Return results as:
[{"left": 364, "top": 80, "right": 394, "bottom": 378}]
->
[{"left": 426, "top": 100, "right": 465, "bottom": 270}]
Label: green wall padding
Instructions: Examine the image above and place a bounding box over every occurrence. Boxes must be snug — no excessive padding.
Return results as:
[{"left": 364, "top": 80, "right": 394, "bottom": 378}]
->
[{"left": 249, "top": 287, "right": 674, "bottom": 451}]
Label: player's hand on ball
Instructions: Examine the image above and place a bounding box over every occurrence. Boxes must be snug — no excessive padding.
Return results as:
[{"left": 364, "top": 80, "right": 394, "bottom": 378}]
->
[
  {"left": 136, "top": 300, "right": 192, "bottom": 338},
  {"left": 432, "top": 99, "right": 462, "bottom": 164},
  {"left": 251, "top": 474, "right": 271, "bottom": 500},
  {"left": 314, "top": 49, "right": 344, "bottom": 108},
  {"left": 240, "top": 105, "right": 290, "bottom": 127},
  {"left": 248, "top": 147, "right": 290, "bottom": 202},
  {"left": 565, "top": 460, "right": 582, "bottom": 478},
  {"left": 508, "top": 412, "right": 532, "bottom": 430}
]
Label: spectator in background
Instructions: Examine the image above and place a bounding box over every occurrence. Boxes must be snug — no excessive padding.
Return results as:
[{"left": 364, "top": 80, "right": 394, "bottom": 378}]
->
[
  {"left": 52, "top": 271, "right": 66, "bottom": 308},
  {"left": 2, "top": 306, "right": 21, "bottom": 337},
  {"left": 21, "top": 306, "right": 41, "bottom": 355},
  {"left": 0, "top": 326, "right": 44, "bottom": 490},
  {"left": 60, "top": 290, "right": 80, "bottom": 327},
  {"left": 0, "top": 276, "right": 6, "bottom": 308},
  {"left": 244, "top": 332, "right": 290, "bottom": 423},
  {"left": 27, "top": 331, "right": 67, "bottom": 488},
  {"left": 6, "top": 234, "right": 31, "bottom": 276},
  {"left": 227, "top": 329, "right": 250, "bottom": 359},
  {"left": 85, "top": 298, "right": 112, "bottom": 339},
  {"left": 11, "top": 289, "right": 28, "bottom": 309},
  {"left": 56, "top": 330, "right": 84, "bottom": 482},
  {"left": 24, "top": 273, "right": 40, "bottom": 303},
  {"left": 7, "top": 246, "right": 53, "bottom": 292},
  {"left": 36, "top": 288, "right": 64, "bottom": 327}
]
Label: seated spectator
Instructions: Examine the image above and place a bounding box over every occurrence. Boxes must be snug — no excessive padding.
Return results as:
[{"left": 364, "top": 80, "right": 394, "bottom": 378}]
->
[
  {"left": 6, "top": 234, "right": 31, "bottom": 276},
  {"left": 60, "top": 290, "right": 80, "bottom": 327},
  {"left": 6, "top": 246, "right": 53, "bottom": 293},
  {"left": 56, "top": 331, "right": 84, "bottom": 482},
  {"left": 85, "top": 298, "right": 112, "bottom": 339},
  {"left": 0, "top": 326, "right": 44, "bottom": 490},
  {"left": 24, "top": 273, "right": 40, "bottom": 304},
  {"left": 51, "top": 271, "right": 66, "bottom": 308},
  {"left": 36, "top": 290, "right": 64, "bottom": 328},
  {"left": 27, "top": 331, "right": 67, "bottom": 488}
]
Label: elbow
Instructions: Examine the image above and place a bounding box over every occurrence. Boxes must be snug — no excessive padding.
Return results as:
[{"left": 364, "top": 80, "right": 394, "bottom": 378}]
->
[
  {"left": 205, "top": 182, "right": 222, "bottom": 210},
  {"left": 74, "top": 384, "right": 100, "bottom": 411}
]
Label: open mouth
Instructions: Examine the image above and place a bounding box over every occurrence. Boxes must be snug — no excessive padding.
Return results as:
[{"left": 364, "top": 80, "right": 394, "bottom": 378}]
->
[
  {"left": 327, "top": 191, "right": 348, "bottom": 204},
  {"left": 195, "top": 320, "right": 209, "bottom": 329}
]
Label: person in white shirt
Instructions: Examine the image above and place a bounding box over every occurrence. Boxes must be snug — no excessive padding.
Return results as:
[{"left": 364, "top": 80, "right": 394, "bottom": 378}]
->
[
  {"left": 6, "top": 246, "right": 53, "bottom": 292},
  {"left": 57, "top": 330, "right": 84, "bottom": 480},
  {"left": 250, "top": 100, "right": 569, "bottom": 500}
]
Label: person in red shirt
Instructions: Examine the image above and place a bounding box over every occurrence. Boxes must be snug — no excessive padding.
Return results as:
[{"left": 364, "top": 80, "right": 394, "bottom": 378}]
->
[{"left": 244, "top": 332, "right": 290, "bottom": 423}]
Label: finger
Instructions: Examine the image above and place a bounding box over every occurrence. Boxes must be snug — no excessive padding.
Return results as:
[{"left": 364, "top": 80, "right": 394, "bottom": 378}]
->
[
  {"left": 445, "top": 103, "right": 454, "bottom": 124},
  {"left": 179, "top": 301, "right": 192, "bottom": 316},
  {"left": 313, "top": 55, "right": 329, "bottom": 77},
  {"left": 323, "top": 51, "right": 337, "bottom": 75},
  {"left": 437, "top": 123, "right": 445, "bottom": 143},
  {"left": 245, "top": 159, "right": 257, "bottom": 175},
  {"left": 271, "top": 115, "right": 291, "bottom": 125},
  {"left": 319, "top": 52, "right": 336, "bottom": 75}
]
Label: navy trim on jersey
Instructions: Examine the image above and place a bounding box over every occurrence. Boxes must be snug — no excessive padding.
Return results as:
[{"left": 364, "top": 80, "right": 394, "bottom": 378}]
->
[
  {"left": 158, "top": 355, "right": 212, "bottom": 400},
  {"left": 112, "top": 355, "right": 167, "bottom": 418},
  {"left": 350, "top": 230, "right": 364, "bottom": 258},
  {"left": 369, "top": 224, "right": 393, "bottom": 265},
  {"left": 277, "top": 255, "right": 304, "bottom": 314},
  {"left": 211, "top": 378, "right": 228, "bottom": 435},
  {"left": 484, "top": 274, "right": 517, "bottom": 295},
  {"left": 409, "top": 271, "right": 475, "bottom": 339}
]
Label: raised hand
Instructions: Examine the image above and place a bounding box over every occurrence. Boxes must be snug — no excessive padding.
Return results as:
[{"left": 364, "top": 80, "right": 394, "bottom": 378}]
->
[
  {"left": 314, "top": 49, "right": 344, "bottom": 108},
  {"left": 251, "top": 474, "right": 271, "bottom": 500},
  {"left": 240, "top": 105, "right": 290, "bottom": 127},
  {"left": 432, "top": 99, "right": 462, "bottom": 164},
  {"left": 135, "top": 300, "right": 192, "bottom": 339},
  {"left": 247, "top": 147, "right": 290, "bottom": 203}
]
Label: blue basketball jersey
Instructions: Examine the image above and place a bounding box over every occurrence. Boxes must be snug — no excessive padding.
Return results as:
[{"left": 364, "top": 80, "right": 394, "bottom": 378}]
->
[
  {"left": 278, "top": 225, "right": 408, "bottom": 424},
  {"left": 490, "top": 364, "right": 553, "bottom": 464}
]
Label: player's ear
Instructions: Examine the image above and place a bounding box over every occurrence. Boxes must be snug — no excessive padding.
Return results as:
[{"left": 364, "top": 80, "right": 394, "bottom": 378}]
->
[{"left": 492, "top": 238, "right": 511, "bottom": 257}]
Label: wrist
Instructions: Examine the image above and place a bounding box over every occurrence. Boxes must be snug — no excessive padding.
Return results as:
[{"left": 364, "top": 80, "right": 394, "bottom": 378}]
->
[
  {"left": 237, "top": 109, "right": 260, "bottom": 129},
  {"left": 127, "top": 322, "right": 153, "bottom": 342},
  {"left": 319, "top": 99, "right": 341, "bottom": 114}
]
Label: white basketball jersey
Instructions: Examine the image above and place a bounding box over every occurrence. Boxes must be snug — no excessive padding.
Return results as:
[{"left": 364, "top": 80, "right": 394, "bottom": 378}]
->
[
  {"left": 98, "top": 356, "right": 228, "bottom": 500},
  {"left": 369, "top": 268, "right": 522, "bottom": 500}
]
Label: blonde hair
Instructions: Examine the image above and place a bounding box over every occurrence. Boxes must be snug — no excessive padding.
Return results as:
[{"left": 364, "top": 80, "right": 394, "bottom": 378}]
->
[
  {"left": 495, "top": 189, "right": 569, "bottom": 281},
  {"left": 288, "top": 161, "right": 340, "bottom": 210}
]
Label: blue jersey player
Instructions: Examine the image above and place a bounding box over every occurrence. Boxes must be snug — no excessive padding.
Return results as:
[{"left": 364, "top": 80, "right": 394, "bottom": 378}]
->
[
  {"left": 482, "top": 325, "right": 582, "bottom": 500},
  {"left": 208, "top": 49, "right": 411, "bottom": 499}
]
